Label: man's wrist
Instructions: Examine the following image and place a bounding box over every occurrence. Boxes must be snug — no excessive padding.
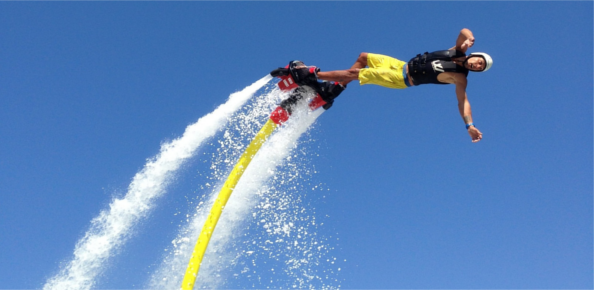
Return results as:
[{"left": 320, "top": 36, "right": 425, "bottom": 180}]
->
[{"left": 466, "top": 123, "right": 475, "bottom": 129}]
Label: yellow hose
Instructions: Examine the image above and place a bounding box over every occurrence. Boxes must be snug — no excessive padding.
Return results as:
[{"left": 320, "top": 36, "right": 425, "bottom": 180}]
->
[{"left": 181, "top": 119, "right": 278, "bottom": 290}]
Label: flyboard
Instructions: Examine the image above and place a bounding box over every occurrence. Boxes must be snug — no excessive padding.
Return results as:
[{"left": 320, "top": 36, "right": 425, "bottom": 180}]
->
[{"left": 181, "top": 61, "right": 345, "bottom": 290}]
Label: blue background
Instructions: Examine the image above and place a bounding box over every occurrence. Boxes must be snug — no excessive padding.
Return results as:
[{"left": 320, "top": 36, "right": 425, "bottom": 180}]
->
[{"left": 0, "top": 2, "right": 592, "bottom": 289}]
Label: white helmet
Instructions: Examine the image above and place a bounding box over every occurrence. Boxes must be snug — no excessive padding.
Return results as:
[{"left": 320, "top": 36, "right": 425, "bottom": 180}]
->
[{"left": 468, "top": 52, "right": 493, "bottom": 72}]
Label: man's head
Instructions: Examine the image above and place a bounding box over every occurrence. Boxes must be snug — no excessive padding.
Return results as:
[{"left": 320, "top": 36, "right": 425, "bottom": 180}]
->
[{"left": 464, "top": 53, "right": 493, "bottom": 72}]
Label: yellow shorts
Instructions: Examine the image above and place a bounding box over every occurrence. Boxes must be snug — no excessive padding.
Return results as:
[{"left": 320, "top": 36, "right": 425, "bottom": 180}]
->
[{"left": 358, "top": 53, "right": 409, "bottom": 89}]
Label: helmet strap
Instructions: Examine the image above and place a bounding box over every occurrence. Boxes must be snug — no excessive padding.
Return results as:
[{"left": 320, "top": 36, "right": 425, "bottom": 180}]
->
[{"left": 462, "top": 57, "right": 471, "bottom": 70}]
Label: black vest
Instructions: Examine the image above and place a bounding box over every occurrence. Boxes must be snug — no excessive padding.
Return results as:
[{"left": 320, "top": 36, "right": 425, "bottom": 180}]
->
[{"left": 407, "top": 50, "right": 469, "bottom": 86}]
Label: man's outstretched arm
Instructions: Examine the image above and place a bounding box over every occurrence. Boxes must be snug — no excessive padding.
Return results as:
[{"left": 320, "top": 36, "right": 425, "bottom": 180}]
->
[{"left": 454, "top": 77, "right": 483, "bottom": 143}]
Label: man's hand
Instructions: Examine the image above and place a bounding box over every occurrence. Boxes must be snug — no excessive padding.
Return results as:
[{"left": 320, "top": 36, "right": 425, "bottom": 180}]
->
[
  {"left": 468, "top": 126, "right": 483, "bottom": 143},
  {"left": 461, "top": 37, "right": 475, "bottom": 51},
  {"left": 454, "top": 28, "right": 476, "bottom": 53}
]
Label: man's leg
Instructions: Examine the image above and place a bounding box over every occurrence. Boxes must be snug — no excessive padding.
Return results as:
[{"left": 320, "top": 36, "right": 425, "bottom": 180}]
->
[
  {"left": 348, "top": 52, "right": 369, "bottom": 70},
  {"left": 317, "top": 52, "right": 369, "bottom": 86}
]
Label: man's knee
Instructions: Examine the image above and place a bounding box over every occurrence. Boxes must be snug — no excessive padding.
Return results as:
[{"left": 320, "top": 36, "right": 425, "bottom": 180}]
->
[{"left": 357, "top": 52, "right": 368, "bottom": 64}]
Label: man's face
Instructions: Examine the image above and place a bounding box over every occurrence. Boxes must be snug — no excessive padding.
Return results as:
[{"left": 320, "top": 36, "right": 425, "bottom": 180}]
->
[{"left": 465, "top": 56, "right": 486, "bottom": 72}]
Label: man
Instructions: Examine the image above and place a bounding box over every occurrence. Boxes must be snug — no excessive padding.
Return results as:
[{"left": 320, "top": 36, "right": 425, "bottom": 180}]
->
[{"left": 315, "top": 28, "right": 491, "bottom": 143}]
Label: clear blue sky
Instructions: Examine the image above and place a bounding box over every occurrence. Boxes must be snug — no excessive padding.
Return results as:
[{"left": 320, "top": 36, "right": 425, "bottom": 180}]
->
[{"left": 0, "top": 2, "right": 592, "bottom": 289}]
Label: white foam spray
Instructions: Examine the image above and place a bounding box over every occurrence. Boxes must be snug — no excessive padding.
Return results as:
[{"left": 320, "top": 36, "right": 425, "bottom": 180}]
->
[
  {"left": 43, "top": 75, "right": 272, "bottom": 290},
  {"left": 148, "top": 88, "right": 340, "bottom": 289}
]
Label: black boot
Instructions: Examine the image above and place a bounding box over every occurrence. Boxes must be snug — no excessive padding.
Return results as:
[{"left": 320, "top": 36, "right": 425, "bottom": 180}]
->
[
  {"left": 288, "top": 60, "right": 319, "bottom": 86},
  {"left": 317, "top": 81, "right": 346, "bottom": 110}
]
